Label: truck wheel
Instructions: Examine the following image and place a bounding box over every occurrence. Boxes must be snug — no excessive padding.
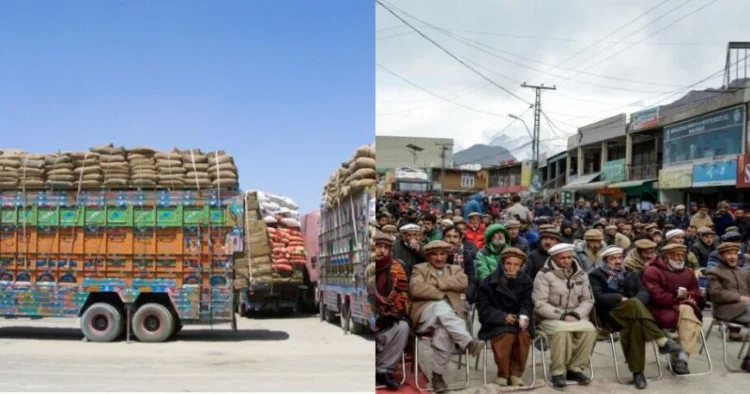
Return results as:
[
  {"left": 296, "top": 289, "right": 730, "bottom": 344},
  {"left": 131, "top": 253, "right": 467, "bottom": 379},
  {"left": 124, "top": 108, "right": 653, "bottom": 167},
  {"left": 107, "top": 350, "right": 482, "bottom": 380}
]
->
[
  {"left": 81, "top": 302, "right": 124, "bottom": 343},
  {"left": 132, "top": 303, "right": 175, "bottom": 343},
  {"left": 350, "top": 320, "right": 365, "bottom": 335},
  {"left": 324, "top": 306, "right": 337, "bottom": 323}
]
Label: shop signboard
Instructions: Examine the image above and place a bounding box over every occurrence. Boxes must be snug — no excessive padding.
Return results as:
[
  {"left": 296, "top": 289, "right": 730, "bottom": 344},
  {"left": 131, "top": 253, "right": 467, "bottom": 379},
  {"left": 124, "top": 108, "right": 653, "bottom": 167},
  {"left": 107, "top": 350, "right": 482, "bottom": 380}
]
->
[
  {"left": 737, "top": 154, "right": 750, "bottom": 188},
  {"left": 658, "top": 164, "right": 693, "bottom": 189},
  {"left": 630, "top": 107, "right": 659, "bottom": 132},
  {"left": 662, "top": 106, "right": 745, "bottom": 166},
  {"left": 601, "top": 159, "right": 626, "bottom": 182},
  {"left": 521, "top": 161, "right": 533, "bottom": 187},
  {"left": 692, "top": 159, "right": 737, "bottom": 187}
]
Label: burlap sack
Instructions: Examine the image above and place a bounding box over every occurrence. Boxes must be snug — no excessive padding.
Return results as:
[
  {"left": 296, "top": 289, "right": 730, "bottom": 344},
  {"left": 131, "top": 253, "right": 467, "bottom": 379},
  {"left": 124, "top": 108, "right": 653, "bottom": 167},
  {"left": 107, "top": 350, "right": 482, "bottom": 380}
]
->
[
  {"left": 0, "top": 159, "right": 20, "bottom": 167},
  {"left": 157, "top": 167, "right": 186, "bottom": 175},
  {"left": 73, "top": 158, "right": 100, "bottom": 167},
  {"left": 0, "top": 177, "right": 19, "bottom": 183},
  {"left": 47, "top": 162, "right": 73, "bottom": 170},
  {"left": 73, "top": 166, "right": 102, "bottom": 175},
  {"left": 21, "top": 180, "right": 44, "bottom": 188},
  {"left": 103, "top": 179, "right": 128, "bottom": 187},
  {"left": 208, "top": 155, "right": 233, "bottom": 165},
  {"left": 45, "top": 155, "right": 72, "bottom": 165},
  {"left": 156, "top": 159, "right": 182, "bottom": 167},
  {"left": 158, "top": 174, "right": 184, "bottom": 181},
  {"left": 354, "top": 145, "right": 375, "bottom": 159},
  {"left": 100, "top": 155, "right": 126, "bottom": 164},
  {"left": 183, "top": 163, "right": 209, "bottom": 171},
  {"left": 154, "top": 151, "right": 182, "bottom": 160},
  {"left": 131, "top": 165, "right": 157, "bottom": 173},
  {"left": 20, "top": 159, "right": 45, "bottom": 168},
  {"left": 131, "top": 173, "right": 158, "bottom": 181},
  {"left": 186, "top": 171, "right": 210, "bottom": 179},
  {"left": 129, "top": 158, "right": 155, "bottom": 166},
  {"left": 47, "top": 168, "right": 73, "bottom": 176},
  {"left": 0, "top": 181, "right": 18, "bottom": 187},
  {"left": 207, "top": 163, "right": 237, "bottom": 173},
  {"left": 0, "top": 167, "right": 19, "bottom": 175},
  {"left": 212, "top": 178, "right": 238, "bottom": 187},
  {"left": 350, "top": 179, "right": 376, "bottom": 189},
  {"left": 48, "top": 174, "right": 75, "bottom": 182},
  {"left": 46, "top": 180, "right": 73, "bottom": 188},
  {"left": 74, "top": 180, "right": 102, "bottom": 188},
  {"left": 131, "top": 179, "right": 157, "bottom": 187},
  {"left": 182, "top": 154, "right": 208, "bottom": 163},
  {"left": 350, "top": 157, "right": 376, "bottom": 172},
  {"left": 82, "top": 174, "right": 105, "bottom": 181},
  {"left": 353, "top": 168, "right": 376, "bottom": 180},
  {"left": 91, "top": 144, "right": 124, "bottom": 155},
  {"left": 210, "top": 171, "right": 238, "bottom": 180},
  {"left": 127, "top": 147, "right": 156, "bottom": 156},
  {"left": 253, "top": 265, "right": 273, "bottom": 276},
  {"left": 69, "top": 152, "right": 99, "bottom": 160}
]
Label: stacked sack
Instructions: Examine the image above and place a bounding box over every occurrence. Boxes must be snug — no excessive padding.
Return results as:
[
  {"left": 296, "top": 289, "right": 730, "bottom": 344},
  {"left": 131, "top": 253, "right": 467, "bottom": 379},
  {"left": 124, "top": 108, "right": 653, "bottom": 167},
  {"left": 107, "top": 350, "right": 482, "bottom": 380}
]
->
[
  {"left": 322, "top": 143, "right": 376, "bottom": 208},
  {"left": 71, "top": 151, "right": 103, "bottom": 189},
  {"left": 45, "top": 152, "right": 75, "bottom": 189},
  {"left": 268, "top": 227, "right": 307, "bottom": 270},
  {"left": 254, "top": 191, "right": 301, "bottom": 224},
  {"left": 181, "top": 149, "right": 212, "bottom": 189},
  {"left": 0, "top": 150, "right": 46, "bottom": 189},
  {"left": 91, "top": 144, "right": 130, "bottom": 188},
  {"left": 208, "top": 151, "right": 239, "bottom": 189},
  {"left": 155, "top": 150, "right": 185, "bottom": 188},
  {"left": 127, "top": 147, "right": 158, "bottom": 188}
]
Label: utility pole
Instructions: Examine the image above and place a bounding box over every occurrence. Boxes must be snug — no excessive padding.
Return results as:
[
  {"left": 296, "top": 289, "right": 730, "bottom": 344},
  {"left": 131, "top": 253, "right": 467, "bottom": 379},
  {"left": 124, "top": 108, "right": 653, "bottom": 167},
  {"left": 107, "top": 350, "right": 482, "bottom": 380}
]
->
[
  {"left": 521, "top": 82, "right": 556, "bottom": 195},
  {"left": 436, "top": 143, "right": 451, "bottom": 200}
]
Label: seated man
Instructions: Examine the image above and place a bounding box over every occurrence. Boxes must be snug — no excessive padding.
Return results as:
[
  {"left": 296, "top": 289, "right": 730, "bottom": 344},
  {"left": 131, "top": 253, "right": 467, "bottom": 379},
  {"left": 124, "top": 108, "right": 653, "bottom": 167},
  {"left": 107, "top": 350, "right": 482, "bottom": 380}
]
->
[
  {"left": 532, "top": 243, "right": 598, "bottom": 388},
  {"left": 371, "top": 232, "right": 411, "bottom": 389},
  {"left": 589, "top": 247, "right": 685, "bottom": 389},
  {"left": 477, "top": 248, "right": 533, "bottom": 387},
  {"left": 574, "top": 229, "right": 605, "bottom": 272},
  {"left": 505, "top": 220, "right": 530, "bottom": 255},
  {"left": 624, "top": 239, "right": 658, "bottom": 274},
  {"left": 410, "top": 240, "right": 484, "bottom": 392},
  {"left": 706, "top": 242, "right": 750, "bottom": 372},
  {"left": 642, "top": 243, "right": 706, "bottom": 375}
]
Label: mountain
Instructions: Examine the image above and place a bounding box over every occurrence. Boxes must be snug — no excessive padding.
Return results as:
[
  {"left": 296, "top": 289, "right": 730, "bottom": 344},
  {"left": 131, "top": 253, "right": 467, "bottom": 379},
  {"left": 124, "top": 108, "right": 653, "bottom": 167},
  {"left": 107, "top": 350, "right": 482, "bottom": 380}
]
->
[
  {"left": 487, "top": 133, "right": 566, "bottom": 161},
  {"left": 453, "top": 144, "right": 515, "bottom": 167}
]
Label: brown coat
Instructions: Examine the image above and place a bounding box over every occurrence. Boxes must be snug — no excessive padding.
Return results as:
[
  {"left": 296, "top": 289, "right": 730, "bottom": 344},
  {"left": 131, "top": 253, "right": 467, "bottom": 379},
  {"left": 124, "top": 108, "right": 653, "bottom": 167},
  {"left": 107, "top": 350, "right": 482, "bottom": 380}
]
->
[
  {"left": 409, "top": 262, "right": 468, "bottom": 326},
  {"left": 706, "top": 259, "right": 750, "bottom": 322}
]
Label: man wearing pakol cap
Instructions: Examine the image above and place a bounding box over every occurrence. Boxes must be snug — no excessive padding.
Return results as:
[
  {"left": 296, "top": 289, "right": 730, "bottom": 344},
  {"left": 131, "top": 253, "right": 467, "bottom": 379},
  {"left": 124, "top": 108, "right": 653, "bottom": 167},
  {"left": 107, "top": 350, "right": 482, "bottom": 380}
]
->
[
  {"left": 707, "top": 231, "right": 748, "bottom": 270},
  {"left": 410, "top": 240, "right": 484, "bottom": 392},
  {"left": 475, "top": 224, "right": 511, "bottom": 282},
  {"left": 377, "top": 211, "right": 392, "bottom": 229},
  {"left": 604, "top": 224, "right": 631, "bottom": 250},
  {"left": 624, "top": 239, "right": 658, "bottom": 274},
  {"left": 713, "top": 201, "right": 736, "bottom": 237},
  {"left": 706, "top": 242, "right": 750, "bottom": 371},
  {"left": 669, "top": 205, "right": 690, "bottom": 230},
  {"left": 690, "top": 227, "right": 716, "bottom": 268},
  {"left": 392, "top": 223, "right": 425, "bottom": 277},
  {"left": 589, "top": 246, "right": 685, "bottom": 389},
  {"left": 370, "top": 232, "right": 411, "bottom": 389},
  {"left": 664, "top": 229, "right": 700, "bottom": 272},
  {"left": 525, "top": 226, "right": 561, "bottom": 281},
  {"left": 381, "top": 224, "right": 398, "bottom": 241},
  {"left": 532, "top": 243, "right": 597, "bottom": 388},
  {"left": 642, "top": 243, "right": 705, "bottom": 375},
  {"left": 464, "top": 212, "right": 486, "bottom": 250},
  {"left": 477, "top": 248, "right": 534, "bottom": 388},
  {"left": 504, "top": 220, "right": 530, "bottom": 256},
  {"left": 690, "top": 205, "right": 713, "bottom": 230},
  {"left": 574, "top": 229, "right": 607, "bottom": 272}
]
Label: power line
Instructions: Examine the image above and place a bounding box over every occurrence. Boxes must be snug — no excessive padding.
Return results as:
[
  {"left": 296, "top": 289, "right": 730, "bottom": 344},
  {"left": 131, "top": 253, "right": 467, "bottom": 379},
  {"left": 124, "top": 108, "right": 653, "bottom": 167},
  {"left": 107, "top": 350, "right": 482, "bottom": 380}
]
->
[
  {"left": 376, "top": 81, "right": 493, "bottom": 116},
  {"left": 376, "top": 81, "right": 490, "bottom": 104},
  {"left": 376, "top": 0, "right": 532, "bottom": 105}
]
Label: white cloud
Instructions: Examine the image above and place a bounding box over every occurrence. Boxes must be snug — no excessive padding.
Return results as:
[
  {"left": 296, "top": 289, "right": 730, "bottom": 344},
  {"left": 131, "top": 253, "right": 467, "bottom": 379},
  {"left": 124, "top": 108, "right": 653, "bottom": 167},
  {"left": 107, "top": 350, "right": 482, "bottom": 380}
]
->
[{"left": 376, "top": 0, "right": 745, "bottom": 157}]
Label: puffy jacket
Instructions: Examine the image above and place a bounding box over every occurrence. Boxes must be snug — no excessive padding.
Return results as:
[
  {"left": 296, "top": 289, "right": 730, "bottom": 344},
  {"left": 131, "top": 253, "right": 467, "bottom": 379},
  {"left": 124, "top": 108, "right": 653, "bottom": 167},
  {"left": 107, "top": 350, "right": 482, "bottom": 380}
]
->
[
  {"left": 465, "top": 223, "right": 486, "bottom": 250},
  {"left": 477, "top": 268, "right": 534, "bottom": 341},
  {"left": 463, "top": 194, "right": 484, "bottom": 221},
  {"left": 475, "top": 224, "right": 510, "bottom": 281},
  {"left": 532, "top": 258, "right": 594, "bottom": 321},
  {"left": 712, "top": 212, "right": 736, "bottom": 237},
  {"left": 589, "top": 265, "right": 649, "bottom": 330},
  {"left": 707, "top": 257, "right": 750, "bottom": 322},
  {"left": 642, "top": 257, "right": 705, "bottom": 329}
]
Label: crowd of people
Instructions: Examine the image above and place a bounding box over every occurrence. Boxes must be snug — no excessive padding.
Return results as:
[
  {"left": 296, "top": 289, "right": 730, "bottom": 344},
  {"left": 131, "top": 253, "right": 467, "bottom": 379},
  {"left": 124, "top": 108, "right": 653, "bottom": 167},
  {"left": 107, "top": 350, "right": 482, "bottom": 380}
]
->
[{"left": 372, "top": 191, "right": 750, "bottom": 392}]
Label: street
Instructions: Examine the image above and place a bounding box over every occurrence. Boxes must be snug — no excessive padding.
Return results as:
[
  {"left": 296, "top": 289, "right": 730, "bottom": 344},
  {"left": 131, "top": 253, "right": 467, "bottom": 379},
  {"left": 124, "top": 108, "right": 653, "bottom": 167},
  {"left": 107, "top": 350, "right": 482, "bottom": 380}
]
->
[
  {"left": 0, "top": 314, "right": 373, "bottom": 392},
  {"left": 417, "top": 314, "right": 748, "bottom": 394}
]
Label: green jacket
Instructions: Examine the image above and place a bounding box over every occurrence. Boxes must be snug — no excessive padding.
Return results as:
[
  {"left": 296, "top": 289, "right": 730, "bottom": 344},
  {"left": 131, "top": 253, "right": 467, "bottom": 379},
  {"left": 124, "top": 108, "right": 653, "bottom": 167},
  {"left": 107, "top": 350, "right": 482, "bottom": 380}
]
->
[
  {"left": 424, "top": 228, "right": 442, "bottom": 243},
  {"left": 475, "top": 224, "right": 510, "bottom": 281}
]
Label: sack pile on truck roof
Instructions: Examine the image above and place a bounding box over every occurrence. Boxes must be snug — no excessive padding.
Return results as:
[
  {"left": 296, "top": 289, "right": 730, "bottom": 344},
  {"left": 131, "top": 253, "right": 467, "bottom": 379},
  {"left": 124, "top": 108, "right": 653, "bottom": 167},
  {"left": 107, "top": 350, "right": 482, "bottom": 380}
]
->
[
  {"left": 0, "top": 144, "right": 239, "bottom": 190},
  {"left": 322, "top": 143, "right": 376, "bottom": 208},
  {"left": 248, "top": 190, "right": 301, "bottom": 227}
]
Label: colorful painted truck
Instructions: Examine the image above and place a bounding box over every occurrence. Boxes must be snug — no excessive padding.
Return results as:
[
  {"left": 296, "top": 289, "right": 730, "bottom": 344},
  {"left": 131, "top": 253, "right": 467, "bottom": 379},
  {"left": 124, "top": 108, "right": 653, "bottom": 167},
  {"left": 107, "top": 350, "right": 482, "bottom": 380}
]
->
[
  {"left": 317, "top": 188, "right": 374, "bottom": 334},
  {"left": 0, "top": 189, "right": 245, "bottom": 342}
]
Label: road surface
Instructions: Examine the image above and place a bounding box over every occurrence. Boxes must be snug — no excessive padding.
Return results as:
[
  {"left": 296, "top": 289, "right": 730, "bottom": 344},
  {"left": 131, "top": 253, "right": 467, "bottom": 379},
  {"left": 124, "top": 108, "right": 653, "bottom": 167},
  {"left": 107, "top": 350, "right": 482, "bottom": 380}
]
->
[{"left": 0, "top": 314, "right": 373, "bottom": 392}]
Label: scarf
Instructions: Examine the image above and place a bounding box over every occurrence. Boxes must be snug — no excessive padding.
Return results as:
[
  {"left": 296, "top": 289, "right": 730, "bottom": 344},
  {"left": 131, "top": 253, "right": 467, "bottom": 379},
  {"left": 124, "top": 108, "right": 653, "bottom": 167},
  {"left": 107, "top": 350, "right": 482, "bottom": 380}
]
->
[
  {"left": 375, "top": 257, "right": 392, "bottom": 297},
  {"left": 625, "top": 250, "right": 648, "bottom": 272},
  {"left": 452, "top": 244, "right": 465, "bottom": 271},
  {"left": 598, "top": 262, "right": 626, "bottom": 291}
]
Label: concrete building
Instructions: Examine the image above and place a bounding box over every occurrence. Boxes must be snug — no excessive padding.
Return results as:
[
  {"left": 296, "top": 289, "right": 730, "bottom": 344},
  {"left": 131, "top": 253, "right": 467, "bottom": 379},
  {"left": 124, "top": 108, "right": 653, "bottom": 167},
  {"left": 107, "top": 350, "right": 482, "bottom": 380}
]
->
[{"left": 375, "top": 136, "right": 454, "bottom": 169}]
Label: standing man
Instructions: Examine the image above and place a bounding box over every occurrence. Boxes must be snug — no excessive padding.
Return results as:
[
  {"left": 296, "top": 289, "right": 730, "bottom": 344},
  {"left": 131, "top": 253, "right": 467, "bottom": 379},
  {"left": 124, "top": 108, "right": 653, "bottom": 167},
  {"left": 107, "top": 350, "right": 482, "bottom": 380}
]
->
[
  {"left": 505, "top": 195, "right": 532, "bottom": 223},
  {"left": 464, "top": 212, "right": 486, "bottom": 250}
]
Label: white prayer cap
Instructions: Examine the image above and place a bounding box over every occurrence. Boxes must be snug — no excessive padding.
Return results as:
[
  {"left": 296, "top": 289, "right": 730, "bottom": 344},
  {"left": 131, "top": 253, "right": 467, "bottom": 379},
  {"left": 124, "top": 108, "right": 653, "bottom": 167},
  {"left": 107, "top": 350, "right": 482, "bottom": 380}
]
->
[
  {"left": 399, "top": 223, "right": 420, "bottom": 233},
  {"left": 441, "top": 219, "right": 454, "bottom": 227},
  {"left": 548, "top": 243, "right": 574, "bottom": 256},
  {"left": 601, "top": 246, "right": 623, "bottom": 259},
  {"left": 665, "top": 229, "right": 684, "bottom": 240}
]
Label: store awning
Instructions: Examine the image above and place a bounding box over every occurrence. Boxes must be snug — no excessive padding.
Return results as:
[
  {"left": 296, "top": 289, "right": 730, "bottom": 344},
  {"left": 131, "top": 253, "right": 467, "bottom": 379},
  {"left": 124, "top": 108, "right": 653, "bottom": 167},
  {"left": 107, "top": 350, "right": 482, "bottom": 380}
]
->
[
  {"left": 561, "top": 172, "right": 604, "bottom": 191},
  {"left": 608, "top": 179, "right": 657, "bottom": 189}
]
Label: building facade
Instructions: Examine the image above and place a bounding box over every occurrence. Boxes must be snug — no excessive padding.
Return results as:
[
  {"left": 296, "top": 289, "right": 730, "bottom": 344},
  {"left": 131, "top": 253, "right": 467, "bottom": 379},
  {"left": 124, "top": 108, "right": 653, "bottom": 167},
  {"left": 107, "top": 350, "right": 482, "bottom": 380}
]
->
[{"left": 375, "top": 136, "right": 454, "bottom": 170}]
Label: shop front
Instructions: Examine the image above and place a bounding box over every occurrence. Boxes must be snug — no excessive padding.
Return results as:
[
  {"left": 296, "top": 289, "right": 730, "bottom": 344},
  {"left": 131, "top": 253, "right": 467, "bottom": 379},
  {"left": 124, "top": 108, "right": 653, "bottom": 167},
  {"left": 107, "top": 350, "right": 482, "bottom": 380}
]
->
[
  {"left": 663, "top": 105, "right": 745, "bottom": 166},
  {"left": 657, "top": 164, "right": 693, "bottom": 205},
  {"left": 561, "top": 172, "right": 610, "bottom": 203},
  {"left": 599, "top": 159, "right": 626, "bottom": 205},
  {"left": 689, "top": 158, "right": 741, "bottom": 207},
  {"left": 736, "top": 154, "right": 750, "bottom": 206}
]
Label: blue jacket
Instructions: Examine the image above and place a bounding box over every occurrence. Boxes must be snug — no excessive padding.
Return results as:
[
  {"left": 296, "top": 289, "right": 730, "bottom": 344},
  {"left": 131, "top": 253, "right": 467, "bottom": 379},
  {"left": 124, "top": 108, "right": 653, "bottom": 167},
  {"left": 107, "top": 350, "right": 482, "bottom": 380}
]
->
[
  {"left": 712, "top": 213, "right": 735, "bottom": 237},
  {"left": 463, "top": 194, "right": 484, "bottom": 221}
]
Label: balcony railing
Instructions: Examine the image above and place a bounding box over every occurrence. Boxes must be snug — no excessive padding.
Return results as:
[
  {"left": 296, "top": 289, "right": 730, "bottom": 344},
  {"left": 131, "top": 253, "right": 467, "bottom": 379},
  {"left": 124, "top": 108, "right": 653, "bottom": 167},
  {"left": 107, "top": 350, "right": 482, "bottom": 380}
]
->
[
  {"left": 542, "top": 175, "right": 566, "bottom": 190},
  {"left": 628, "top": 163, "right": 659, "bottom": 181}
]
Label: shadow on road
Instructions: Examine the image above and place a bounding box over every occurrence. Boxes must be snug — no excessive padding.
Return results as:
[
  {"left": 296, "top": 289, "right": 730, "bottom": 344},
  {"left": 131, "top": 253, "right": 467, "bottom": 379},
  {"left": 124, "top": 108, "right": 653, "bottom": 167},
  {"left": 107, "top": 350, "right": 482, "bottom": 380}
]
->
[{"left": 0, "top": 326, "right": 290, "bottom": 342}]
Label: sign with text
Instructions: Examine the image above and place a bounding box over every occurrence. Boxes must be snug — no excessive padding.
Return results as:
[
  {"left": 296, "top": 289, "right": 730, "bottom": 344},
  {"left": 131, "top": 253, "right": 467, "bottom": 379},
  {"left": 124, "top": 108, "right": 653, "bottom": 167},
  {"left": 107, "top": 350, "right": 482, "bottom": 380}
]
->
[
  {"left": 663, "top": 106, "right": 745, "bottom": 166},
  {"left": 601, "top": 159, "right": 626, "bottom": 182},
  {"left": 658, "top": 164, "right": 693, "bottom": 189},
  {"left": 630, "top": 107, "right": 659, "bottom": 132},
  {"left": 737, "top": 154, "right": 750, "bottom": 188},
  {"left": 692, "top": 159, "right": 737, "bottom": 187}
]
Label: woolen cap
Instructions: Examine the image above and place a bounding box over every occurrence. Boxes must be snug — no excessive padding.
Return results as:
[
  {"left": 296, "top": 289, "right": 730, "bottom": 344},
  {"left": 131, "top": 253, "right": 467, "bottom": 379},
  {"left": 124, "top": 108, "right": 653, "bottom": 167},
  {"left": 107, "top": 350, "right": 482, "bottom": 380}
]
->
[
  {"left": 423, "top": 240, "right": 453, "bottom": 254},
  {"left": 453, "top": 216, "right": 465, "bottom": 224},
  {"left": 665, "top": 229, "right": 684, "bottom": 240},
  {"left": 548, "top": 243, "right": 575, "bottom": 256},
  {"left": 675, "top": 204, "right": 686, "bottom": 211},
  {"left": 662, "top": 243, "right": 687, "bottom": 254},
  {"left": 721, "top": 231, "right": 742, "bottom": 242},
  {"left": 539, "top": 228, "right": 561, "bottom": 241},
  {"left": 584, "top": 229, "right": 603, "bottom": 241},
  {"left": 399, "top": 223, "right": 420, "bottom": 233},
  {"left": 644, "top": 223, "right": 658, "bottom": 232},
  {"left": 605, "top": 225, "right": 618, "bottom": 231},
  {"left": 698, "top": 227, "right": 715, "bottom": 235},
  {"left": 501, "top": 247, "right": 527, "bottom": 262},
  {"left": 373, "top": 231, "right": 394, "bottom": 246},
  {"left": 441, "top": 219, "right": 455, "bottom": 227},
  {"left": 601, "top": 247, "right": 623, "bottom": 259},
  {"left": 504, "top": 219, "right": 521, "bottom": 229},
  {"left": 381, "top": 224, "right": 398, "bottom": 233},
  {"left": 468, "top": 212, "right": 481, "bottom": 218},
  {"left": 725, "top": 226, "right": 740, "bottom": 233},
  {"left": 634, "top": 239, "right": 657, "bottom": 250},
  {"left": 717, "top": 242, "right": 740, "bottom": 254}
]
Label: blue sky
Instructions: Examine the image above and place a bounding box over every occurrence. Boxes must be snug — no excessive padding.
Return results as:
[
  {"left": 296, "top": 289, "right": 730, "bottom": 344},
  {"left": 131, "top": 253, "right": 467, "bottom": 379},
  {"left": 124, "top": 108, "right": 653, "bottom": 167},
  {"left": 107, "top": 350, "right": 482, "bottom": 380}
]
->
[{"left": 0, "top": 1, "right": 374, "bottom": 213}]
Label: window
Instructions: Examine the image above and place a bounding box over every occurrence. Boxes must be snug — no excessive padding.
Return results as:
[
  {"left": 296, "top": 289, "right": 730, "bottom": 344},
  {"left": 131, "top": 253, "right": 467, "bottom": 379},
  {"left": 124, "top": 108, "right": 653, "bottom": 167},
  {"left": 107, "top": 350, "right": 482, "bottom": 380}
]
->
[{"left": 461, "top": 173, "right": 475, "bottom": 188}]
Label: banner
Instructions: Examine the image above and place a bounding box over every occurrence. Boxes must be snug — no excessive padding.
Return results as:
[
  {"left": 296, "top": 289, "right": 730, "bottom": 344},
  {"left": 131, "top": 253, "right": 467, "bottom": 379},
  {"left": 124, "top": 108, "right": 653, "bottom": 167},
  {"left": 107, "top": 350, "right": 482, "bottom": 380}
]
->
[
  {"left": 521, "top": 161, "right": 533, "bottom": 187},
  {"left": 630, "top": 107, "right": 659, "bottom": 132},
  {"left": 692, "top": 159, "right": 737, "bottom": 187},
  {"left": 738, "top": 154, "right": 750, "bottom": 188},
  {"left": 601, "top": 159, "right": 626, "bottom": 182},
  {"left": 658, "top": 164, "right": 693, "bottom": 189},
  {"left": 663, "top": 106, "right": 745, "bottom": 166}
]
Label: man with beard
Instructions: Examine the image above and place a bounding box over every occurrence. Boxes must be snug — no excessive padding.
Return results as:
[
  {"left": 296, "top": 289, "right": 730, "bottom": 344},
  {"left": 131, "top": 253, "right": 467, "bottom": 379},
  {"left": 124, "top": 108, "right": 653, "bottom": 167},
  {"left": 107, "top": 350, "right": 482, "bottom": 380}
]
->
[
  {"left": 690, "top": 227, "right": 716, "bottom": 268},
  {"left": 476, "top": 224, "right": 511, "bottom": 281},
  {"left": 624, "top": 239, "right": 658, "bottom": 275},
  {"left": 642, "top": 244, "right": 705, "bottom": 375},
  {"left": 706, "top": 242, "right": 750, "bottom": 372},
  {"left": 670, "top": 205, "right": 690, "bottom": 230},
  {"left": 505, "top": 219, "right": 530, "bottom": 256},
  {"left": 443, "top": 226, "right": 478, "bottom": 304},
  {"left": 589, "top": 247, "right": 685, "bottom": 389},
  {"left": 464, "top": 212, "right": 486, "bottom": 250},
  {"left": 371, "top": 232, "right": 411, "bottom": 389},
  {"left": 665, "top": 229, "right": 701, "bottom": 273},
  {"left": 713, "top": 201, "right": 736, "bottom": 237},
  {"left": 574, "top": 229, "right": 606, "bottom": 272},
  {"left": 605, "top": 225, "right": 631, "bottom": 250},
  {"left": 391, "top": 224, "right": 425, "bottom": 277},
  {"left": 525, "top": 225, "right": 561, "bottom": 280}
]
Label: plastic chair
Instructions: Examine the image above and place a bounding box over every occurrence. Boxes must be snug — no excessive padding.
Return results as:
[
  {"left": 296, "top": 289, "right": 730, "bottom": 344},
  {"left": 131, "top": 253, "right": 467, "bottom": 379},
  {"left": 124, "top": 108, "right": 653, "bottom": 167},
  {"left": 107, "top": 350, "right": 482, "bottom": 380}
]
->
[
  {"left": 481, "top": 338, "right": 539, "bottom": 389},
  {"left": 663, "top": 328, "right": 713, "bottom": 377},
  {"left": 414, "top": 331, "right": 471, "bottom": 392},
  {"left": 699, "top": 319, "right": 749, "bottom": 373},
  {"left": 375, "top": 351, "right": 407, "bottom": 389}
]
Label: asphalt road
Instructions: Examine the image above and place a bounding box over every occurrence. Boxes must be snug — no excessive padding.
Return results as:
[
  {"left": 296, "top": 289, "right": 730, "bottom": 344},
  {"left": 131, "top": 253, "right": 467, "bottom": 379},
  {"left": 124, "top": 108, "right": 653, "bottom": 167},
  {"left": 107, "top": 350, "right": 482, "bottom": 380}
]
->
[{"left": 0, "top": 314, "right": 373, "bottom": 392}]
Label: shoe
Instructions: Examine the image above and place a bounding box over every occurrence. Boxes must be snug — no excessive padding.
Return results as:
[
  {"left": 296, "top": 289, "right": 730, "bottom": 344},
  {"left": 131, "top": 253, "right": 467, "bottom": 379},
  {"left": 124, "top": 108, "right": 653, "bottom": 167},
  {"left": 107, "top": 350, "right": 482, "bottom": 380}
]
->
[
  {"left": 671, "top": 359, "right": 691, "bottom": 375},
  {"left": 494, "top": 377, "right": 508, "bottom": 387},
  {"left": 551, "top": 374, "right": 566, "bottom": 388},
  {"left": 509, "top": 376, "right": 525, "bottom": 387},
  {"left": 467, "top": 339, "right": 484, "bottom": 358},
  {"left": 376, "top": 372, "right": 399, "bottom": 390},
  {"left": 658, "top": 339, "right": 684, "bottom": 356},
  {"left": 741, "top": 357, "right": 750, "bottom": 373},
  {"left": 431, "top": 373, "right": 449, "bottom": 393},
  {"left": 633, "top": 372, "right": 647, "bottom": 390},
  {"left": 729, "top": 332, "right": 744, "bottom": 342},
  {"left": 566, "top": 370, "right": 592, "bottom": 386}
]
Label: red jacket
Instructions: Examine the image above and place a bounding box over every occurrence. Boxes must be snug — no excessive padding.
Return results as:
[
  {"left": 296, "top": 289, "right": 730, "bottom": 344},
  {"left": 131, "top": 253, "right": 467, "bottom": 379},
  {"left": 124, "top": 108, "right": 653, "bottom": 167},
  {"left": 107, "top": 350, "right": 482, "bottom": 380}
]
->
[
  {"left": 465, "top": 224, "right": 486, "bottom": 250},
  {"left": 642, "top": 257, "right": 705, "bottom": 329}
]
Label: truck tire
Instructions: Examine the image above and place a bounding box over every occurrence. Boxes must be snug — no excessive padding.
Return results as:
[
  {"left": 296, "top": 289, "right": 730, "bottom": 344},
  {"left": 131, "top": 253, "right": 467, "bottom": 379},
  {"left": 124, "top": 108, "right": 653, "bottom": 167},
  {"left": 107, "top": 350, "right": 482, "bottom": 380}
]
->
[
  {"left": 132, "top": 303, "right": 175, "bottom": 343},
  {"left": 80, "top": 302, "right": 124, "bottom": 343},
  {"left": 350, "top": 320, "right": 365, "bottom": 335}
]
